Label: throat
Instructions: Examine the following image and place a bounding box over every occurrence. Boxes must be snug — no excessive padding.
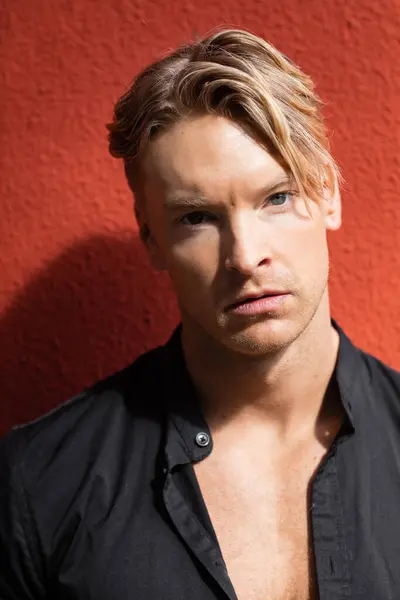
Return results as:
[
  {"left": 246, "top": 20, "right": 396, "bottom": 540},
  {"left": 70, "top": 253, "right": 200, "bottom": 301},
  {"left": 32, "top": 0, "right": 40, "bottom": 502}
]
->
[{"left": 181, "top": 320, "right": 341, "bottom": 437}]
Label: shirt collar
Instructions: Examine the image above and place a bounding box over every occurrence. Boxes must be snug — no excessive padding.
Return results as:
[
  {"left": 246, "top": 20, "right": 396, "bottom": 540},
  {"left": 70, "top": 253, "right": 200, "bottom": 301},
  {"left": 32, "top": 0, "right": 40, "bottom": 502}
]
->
[
  {"left": 160, "top": 325, "right": 213, "bottom": 471},
  {"left": 161, "top": 319, "right": 362, "bottom": 470},
  {"left": 332, "top": 318, "right": 363, "bottom": 431}
]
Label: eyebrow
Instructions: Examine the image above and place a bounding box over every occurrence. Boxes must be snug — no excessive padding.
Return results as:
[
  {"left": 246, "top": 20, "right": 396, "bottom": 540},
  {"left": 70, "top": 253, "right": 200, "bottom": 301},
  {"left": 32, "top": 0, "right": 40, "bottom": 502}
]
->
[
  {"left": 164, "top": 192, "right": 209, "bottom": 211},
  {"left": 164, "top": 176, "right": 294, "bottom": 211}
]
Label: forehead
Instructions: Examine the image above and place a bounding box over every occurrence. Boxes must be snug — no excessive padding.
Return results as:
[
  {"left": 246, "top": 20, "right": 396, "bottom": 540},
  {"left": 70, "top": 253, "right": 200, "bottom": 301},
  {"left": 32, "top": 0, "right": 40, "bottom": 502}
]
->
[{"left": 140, "top": 115, "right": 288, "bottom": 197}]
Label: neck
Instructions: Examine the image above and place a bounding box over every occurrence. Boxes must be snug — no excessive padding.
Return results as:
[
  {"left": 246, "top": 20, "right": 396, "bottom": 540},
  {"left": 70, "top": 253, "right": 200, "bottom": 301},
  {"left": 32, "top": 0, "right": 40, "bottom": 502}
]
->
[{"left": 181, "top": 293, "right": 341, "bottom": 439}]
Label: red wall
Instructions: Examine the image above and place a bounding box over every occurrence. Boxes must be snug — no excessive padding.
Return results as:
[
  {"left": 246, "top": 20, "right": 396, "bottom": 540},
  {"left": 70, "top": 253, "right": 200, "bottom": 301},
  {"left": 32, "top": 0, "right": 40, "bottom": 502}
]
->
[{"left": 1, "top": 0, "right": 399, "bottom": 434}]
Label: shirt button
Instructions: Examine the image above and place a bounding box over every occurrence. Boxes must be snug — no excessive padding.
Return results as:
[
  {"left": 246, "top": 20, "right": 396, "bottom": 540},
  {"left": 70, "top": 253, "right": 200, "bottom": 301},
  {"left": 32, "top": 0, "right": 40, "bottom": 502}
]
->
[{"left": 195, "top": 432, "right": 210, "bottom": 447}]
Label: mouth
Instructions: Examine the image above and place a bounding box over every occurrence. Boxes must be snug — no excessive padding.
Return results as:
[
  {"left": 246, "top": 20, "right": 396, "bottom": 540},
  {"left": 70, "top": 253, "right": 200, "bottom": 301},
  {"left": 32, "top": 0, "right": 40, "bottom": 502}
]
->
[{"left": 227, "top": 291, "right": 288, "bottom": 310}]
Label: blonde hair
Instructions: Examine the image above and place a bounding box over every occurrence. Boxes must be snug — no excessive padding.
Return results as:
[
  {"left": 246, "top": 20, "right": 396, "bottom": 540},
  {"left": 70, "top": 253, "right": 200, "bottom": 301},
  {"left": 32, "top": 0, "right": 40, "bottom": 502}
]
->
[{"left": 107, "top": 28, "right": 341, "bottom": 203}]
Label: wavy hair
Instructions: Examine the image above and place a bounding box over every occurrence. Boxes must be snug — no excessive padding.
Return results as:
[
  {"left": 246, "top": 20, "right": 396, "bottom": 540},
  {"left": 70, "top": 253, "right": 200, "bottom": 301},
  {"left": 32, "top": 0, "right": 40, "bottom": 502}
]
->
[{"left": 107, "top": 28, "right": 341, "bottom": 203}]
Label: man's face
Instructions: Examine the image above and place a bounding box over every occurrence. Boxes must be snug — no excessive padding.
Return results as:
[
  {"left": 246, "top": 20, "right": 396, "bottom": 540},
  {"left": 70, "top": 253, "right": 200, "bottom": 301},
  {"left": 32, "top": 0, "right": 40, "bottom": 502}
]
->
[{"left": 137, "top": 115, "right": 341, "bottom": 355}]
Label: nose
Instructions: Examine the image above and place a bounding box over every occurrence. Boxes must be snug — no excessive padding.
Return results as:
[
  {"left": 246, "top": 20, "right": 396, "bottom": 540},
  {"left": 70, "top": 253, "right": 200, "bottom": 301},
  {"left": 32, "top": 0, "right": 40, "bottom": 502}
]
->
[{"left": 223, "top": 216, "right": 272, "bottom": 275}]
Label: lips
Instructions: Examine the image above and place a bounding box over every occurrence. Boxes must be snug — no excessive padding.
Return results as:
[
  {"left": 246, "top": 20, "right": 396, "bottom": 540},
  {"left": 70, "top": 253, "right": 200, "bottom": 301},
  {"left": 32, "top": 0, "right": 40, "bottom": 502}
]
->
[
  {"left": 226, "top": 291, "right": 288, "bottom": 310},
  {"left": 237, "top": 293, "right": 279, "bottom": 305}
]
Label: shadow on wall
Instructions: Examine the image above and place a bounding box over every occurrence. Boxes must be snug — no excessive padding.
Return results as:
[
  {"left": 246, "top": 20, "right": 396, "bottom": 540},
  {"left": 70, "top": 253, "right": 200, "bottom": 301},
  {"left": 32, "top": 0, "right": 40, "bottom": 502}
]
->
[{"left": 1, "top": 232, "right": 179, "bottom": 436}]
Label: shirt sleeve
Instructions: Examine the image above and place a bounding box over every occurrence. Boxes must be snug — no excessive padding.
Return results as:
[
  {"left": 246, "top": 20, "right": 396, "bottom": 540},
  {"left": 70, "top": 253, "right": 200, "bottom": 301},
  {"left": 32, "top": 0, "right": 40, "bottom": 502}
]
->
[{"left": 0, "top": 431, "right": 46, "bottom": 599}]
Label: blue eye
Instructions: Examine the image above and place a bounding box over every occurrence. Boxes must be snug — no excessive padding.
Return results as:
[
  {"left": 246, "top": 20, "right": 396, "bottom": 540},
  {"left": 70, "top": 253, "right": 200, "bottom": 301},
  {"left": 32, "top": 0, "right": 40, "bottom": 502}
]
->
[{"left": 269, "top": 192, "right": 291, "bottom": 206}]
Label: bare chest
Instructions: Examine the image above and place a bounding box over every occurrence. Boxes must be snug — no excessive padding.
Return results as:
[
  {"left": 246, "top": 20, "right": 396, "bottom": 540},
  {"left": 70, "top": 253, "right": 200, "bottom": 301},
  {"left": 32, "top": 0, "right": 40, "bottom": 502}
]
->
[{"left": 193, "top": 444, "right": 325, "bottom": 600}]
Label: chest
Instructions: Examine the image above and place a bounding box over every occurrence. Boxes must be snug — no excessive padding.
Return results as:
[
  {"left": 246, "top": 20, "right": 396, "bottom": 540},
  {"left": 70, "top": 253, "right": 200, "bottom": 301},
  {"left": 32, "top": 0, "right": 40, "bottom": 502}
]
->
[
  {"left": 49, "top": 427, "right": 400, "bottom": 600},
  {"left": 193, "top": 441, "right": 327, "bottom": 600}
]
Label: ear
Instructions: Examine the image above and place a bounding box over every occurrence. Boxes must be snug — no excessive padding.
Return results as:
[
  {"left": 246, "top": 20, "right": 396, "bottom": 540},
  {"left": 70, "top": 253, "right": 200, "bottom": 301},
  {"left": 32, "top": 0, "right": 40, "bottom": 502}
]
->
[
  {"left": 322, "top": 173, "right": 342, "bottom": 231},
  {"left": 134, "top": 202, "right": 167, "bottom": 271}
]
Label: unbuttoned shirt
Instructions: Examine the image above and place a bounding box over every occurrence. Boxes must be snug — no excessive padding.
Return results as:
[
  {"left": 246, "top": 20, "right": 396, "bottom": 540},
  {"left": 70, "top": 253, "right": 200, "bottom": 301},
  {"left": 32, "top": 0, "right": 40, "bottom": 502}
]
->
[{"left": 1, "top": 321, "right": 400, "bottom": 599}]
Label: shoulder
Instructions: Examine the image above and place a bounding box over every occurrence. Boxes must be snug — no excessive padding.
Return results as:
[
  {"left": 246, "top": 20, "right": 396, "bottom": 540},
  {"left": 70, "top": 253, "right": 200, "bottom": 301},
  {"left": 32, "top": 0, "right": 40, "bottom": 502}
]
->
[
  {"left": 346, "top": 335, "right": 400, "bottom": 427},
  {"left": 0, "top": 341, "right": 168, "bottom": 492},
  {"left": 335, "top": 321, "right": 400, "bottom": 433},
  {"left": 0, "top": 341, "right": 172, "bottom": 595},
  {"left": 336, "top": 321, "right": 400, "bottom": 401},
  {"left": 361, "top": 349, "right": 400, "bottom": 407}
]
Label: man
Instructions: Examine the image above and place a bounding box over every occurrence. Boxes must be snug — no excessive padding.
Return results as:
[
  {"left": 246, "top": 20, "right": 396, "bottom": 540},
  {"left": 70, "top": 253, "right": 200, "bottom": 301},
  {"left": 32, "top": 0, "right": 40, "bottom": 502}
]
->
[{"left": 1, "top": 28, "right": 399, "bottom": 600}]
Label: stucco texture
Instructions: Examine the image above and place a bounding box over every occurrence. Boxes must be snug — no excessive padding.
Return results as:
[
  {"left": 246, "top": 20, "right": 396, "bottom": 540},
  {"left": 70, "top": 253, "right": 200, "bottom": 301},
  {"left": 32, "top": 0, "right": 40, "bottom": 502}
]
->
[{"left": 1, "top": 0, "right": 399, "bottom": 434}]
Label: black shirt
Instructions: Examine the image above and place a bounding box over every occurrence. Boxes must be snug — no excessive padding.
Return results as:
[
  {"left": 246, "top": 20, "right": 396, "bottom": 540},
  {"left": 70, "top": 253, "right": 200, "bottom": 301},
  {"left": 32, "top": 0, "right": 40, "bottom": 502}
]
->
[{"left": 1, "top": 321, "right": 400, "bottom": 600}]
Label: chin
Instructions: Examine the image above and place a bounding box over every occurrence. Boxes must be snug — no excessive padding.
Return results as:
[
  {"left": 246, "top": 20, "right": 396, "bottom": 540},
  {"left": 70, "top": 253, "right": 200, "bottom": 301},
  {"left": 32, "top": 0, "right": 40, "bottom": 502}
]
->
[{"left": 219, "top": 317, "right": 301, "bottom": 357}]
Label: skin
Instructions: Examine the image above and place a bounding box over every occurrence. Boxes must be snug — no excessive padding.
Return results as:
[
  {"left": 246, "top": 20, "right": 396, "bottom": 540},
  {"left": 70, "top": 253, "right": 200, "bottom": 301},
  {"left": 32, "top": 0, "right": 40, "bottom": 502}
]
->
[{"left": 135, "top": 114, "right": 342, "bottom": 440}]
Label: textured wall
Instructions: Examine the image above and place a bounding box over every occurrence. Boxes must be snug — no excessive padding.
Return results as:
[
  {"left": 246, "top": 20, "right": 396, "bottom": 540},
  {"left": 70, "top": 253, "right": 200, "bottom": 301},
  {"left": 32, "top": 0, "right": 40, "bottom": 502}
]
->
[{"left": 1, "top": 0, "right": 399, "bottom": 434}]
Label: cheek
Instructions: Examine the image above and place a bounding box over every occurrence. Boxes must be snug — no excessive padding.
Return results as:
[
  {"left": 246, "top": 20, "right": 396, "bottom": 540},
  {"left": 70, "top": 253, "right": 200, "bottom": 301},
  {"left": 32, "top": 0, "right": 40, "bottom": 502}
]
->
[
  {"left": 296, "top": 225, "right": 327, "bottom": 255},
  {"left": 279, "top": 216, "right": 329, "bottom": 281},
  {"left": 166, "top": 233, "right": 220, "bottom": 291},
  {"left": 293, "top": 226, "right": 329, "bottom": 285}
]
